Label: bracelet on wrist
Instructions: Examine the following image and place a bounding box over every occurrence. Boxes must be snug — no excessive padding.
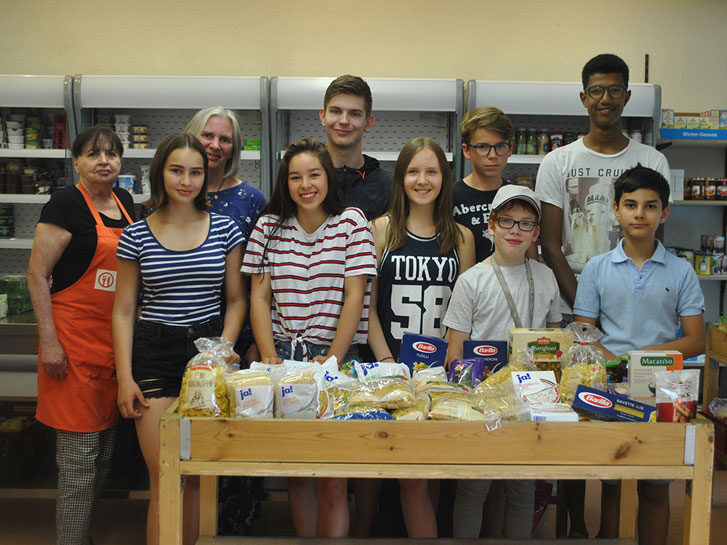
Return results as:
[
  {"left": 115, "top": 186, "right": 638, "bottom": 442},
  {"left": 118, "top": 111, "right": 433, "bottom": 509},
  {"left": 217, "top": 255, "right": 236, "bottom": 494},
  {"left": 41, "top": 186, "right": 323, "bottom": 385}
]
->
[{"left": 381, "top": 356, "right": 395, "bottom": 362}]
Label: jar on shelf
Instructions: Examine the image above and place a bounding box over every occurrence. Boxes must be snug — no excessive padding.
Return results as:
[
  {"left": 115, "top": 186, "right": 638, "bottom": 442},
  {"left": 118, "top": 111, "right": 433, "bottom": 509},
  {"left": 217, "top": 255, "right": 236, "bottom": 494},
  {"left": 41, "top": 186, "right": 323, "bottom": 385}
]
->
[
  {"left": 719, "top": 178, "right": 727, "bottom": 201},
  {"left": 705, "top": 178, "right": 717, "bottom": 200},
  {"left": 690, "top": 177, "right": 704, "bottom": 200},
  {"left": 514, "top": 128, "right": 525, "bottom": 154},
  {"left": 564, "top": 131, "right": 577, "bottom": 145},
  {"left": 537, "top": 130, "right": 550, "bottom": 155},
  {"left": 526, "top": 129, "right": 537, "bottom": 155},
  {"left": 550, "top": 132, "right": 563, "bottom": 150}
]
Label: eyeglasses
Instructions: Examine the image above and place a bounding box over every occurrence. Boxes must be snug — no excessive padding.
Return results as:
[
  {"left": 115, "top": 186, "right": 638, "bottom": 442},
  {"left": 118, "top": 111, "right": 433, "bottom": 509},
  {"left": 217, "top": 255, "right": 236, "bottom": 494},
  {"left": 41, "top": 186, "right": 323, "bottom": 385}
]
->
[
  {"left": 493, "top": 217, "right": 538, "bottom": 232},
  {"left": 467, "top": 141, "right": 511, "bottom": 157},
  {"left": 586, "top": 84, "right": 626, "bottom": 99}
]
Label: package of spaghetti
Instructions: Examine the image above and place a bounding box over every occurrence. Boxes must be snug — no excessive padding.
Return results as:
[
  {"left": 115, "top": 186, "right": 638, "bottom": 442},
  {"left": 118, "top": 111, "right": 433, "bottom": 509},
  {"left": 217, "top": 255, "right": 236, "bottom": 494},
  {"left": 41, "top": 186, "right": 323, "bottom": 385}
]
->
[
  {"left": 428, "top": 396, "right": 485, "bottom": 421},
  {"left": 354, "top": 360, "right": 411, "bottom": 381},
  {"left": 178, "top": 337, "right": 236, "bottom": 417},
  {"left": 391, "top": 394, "right": 431, "bottom": 420},
  {"left": 225, "top": 370, "right": 274, "bottom": 418},
  {"left": 348, "top": 377, "right": 416, "bottom": 410}
]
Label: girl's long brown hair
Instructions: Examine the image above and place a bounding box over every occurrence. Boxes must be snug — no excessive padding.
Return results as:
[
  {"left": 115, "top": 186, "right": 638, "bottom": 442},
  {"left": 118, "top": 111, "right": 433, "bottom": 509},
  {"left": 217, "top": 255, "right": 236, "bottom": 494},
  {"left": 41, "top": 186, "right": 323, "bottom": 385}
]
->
[{"left": 385, "top": 137, "right": 461, "bottom": 254}]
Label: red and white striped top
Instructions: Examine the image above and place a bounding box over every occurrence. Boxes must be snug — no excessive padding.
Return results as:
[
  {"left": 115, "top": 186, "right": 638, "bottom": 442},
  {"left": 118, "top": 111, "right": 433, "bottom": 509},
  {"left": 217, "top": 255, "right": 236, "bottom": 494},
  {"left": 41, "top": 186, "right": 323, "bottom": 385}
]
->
[{"left": 242, "top": 207, "right": 377, "bottom": 346}]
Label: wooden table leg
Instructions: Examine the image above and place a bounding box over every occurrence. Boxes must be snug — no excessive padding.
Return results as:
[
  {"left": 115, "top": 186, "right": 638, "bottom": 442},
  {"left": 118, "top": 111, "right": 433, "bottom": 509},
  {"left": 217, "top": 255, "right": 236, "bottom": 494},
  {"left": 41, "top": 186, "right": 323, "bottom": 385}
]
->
[
  {"left": 704, "top": 351, "right": 721, "bottom": 409},
  {"left": 199, "top": 475, "right": 218, "bottom": 536},
  {"left": 619, "top": 479, "right": 638, "bottom": 539},
  {"left": 683, "top": 421, "right": 714, "bottom": 545},
  {"left": 159, "top": 412, "right": 182, "bottom": 545}
]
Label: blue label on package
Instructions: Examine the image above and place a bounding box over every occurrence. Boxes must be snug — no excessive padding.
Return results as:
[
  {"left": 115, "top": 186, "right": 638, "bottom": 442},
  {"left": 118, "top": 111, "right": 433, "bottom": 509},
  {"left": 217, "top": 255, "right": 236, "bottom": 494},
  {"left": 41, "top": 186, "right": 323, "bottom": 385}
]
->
[
  {"left": 463, "top": 340, "right": 508, "bottom": 372},
  {"left": 571, "top": 385, "right": 656, "bottom": 422},
  {"left": 397, "top": 333, "right": 448, "bottom": 372}
]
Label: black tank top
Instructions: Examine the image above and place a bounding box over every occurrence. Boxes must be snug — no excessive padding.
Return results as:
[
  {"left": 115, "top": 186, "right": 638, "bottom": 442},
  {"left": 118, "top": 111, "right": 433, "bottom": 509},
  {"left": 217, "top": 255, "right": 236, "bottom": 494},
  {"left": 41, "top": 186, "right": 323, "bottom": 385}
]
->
[{"left": 377, "top": 231, "right": 460, "bottom": 358}]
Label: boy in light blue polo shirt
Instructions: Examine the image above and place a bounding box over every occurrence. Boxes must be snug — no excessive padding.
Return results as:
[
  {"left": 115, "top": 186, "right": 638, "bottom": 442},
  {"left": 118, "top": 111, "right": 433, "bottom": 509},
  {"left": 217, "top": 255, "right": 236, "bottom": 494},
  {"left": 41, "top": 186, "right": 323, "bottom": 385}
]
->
[{"left": 574, "top": 164, "right": 704, "bottom": 545}]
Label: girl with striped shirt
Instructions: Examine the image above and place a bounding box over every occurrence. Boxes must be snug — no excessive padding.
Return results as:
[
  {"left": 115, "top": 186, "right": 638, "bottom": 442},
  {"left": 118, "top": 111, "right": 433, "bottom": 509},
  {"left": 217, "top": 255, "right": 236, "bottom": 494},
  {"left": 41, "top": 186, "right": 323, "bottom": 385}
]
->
[
  {"left": 242, "top": 138, "right": 376, "bottom": 537},
  {"left": 112, "top": 133, "right": 246, "bottom": 545}
]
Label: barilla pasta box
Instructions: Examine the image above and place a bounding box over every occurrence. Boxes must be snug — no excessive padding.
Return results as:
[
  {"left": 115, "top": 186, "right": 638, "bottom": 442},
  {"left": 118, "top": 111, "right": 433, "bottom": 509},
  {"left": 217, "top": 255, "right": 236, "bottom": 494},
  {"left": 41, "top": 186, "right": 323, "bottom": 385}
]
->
[
  {"left": 463, "top": 340, "right": 508, "bottom": 372},
  {"left": 572, "top": 384, "right": 656, "bottom": 422},
  {"left": 398, "top": 333, "right": 447, "bottom": 373},
  {"left": 628, "top": 350, "right": 683, "bottom": 406},
  {"left": 509, "top": 328, "right": 573, "bottom": 364}
]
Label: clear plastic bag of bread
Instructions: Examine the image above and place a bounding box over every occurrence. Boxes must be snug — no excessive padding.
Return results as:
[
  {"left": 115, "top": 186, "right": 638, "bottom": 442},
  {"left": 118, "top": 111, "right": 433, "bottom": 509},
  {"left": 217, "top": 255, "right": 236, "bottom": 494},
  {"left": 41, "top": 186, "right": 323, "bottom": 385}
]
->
[
  {"left": 348, "top": 376, "right": 416, "bottom": 410},
  {"left": 560, "top": 322, "right": 607, "bottom": 403},
  {"left": 179, "top": 337, "right": 236, "bottom": 417}
]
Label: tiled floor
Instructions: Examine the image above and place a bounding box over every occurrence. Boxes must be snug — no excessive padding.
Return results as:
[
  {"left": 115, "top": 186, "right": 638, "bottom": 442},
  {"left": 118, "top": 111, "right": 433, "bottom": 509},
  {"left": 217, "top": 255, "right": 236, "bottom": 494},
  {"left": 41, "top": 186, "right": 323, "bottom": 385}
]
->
[{"left": 1, "top": 473, "right": 725, "bottom": 544}]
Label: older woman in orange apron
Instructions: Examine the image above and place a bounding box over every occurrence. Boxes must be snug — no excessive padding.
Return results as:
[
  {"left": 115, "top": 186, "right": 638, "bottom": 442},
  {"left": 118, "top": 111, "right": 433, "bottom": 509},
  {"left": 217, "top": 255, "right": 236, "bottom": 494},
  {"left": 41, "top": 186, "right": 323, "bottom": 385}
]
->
[{"left": 27, "top": 126, "right": 135, "bottom": 545}]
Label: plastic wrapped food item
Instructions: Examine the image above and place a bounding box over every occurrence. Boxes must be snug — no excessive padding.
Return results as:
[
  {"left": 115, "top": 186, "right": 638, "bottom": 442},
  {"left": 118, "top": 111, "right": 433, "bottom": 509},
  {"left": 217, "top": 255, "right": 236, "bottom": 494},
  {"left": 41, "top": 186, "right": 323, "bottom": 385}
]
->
[
  {"left": 413, "top": 366, "right": 447, "bottom": 384},
  {"left": 448, "top": 358, "right": 486, "bottom": 389},
  {"left": 655, "top": 369, "right": 699, "bottom": 422},
  {"left": 348, "top": 377, "right": 416, "bottom": 410},
  {"left": 354, "top": 360, "right": 411, "bottom": 380},
  {"left": 428, "top": 397, "right": 485, "bottom": 421},
  {"left": 275, "top": 370, "right": 318, "bottom": 419},
  {"left": 560, "top": 362, "right": 607, "bottom": 403},
  {"left": 391, "top": 394, "right": 431, "bottom": 420},
  {"left": 225, "top": 370, "right": 274, "bottom": 418},
  {"left": 178, "top": 337, "right": 236, "bottom": 417},
  {"left": 333, "top": 408, "right": 394, "bottom": 420},
  {"left": 483, "top": 347, "right": 536, "bottom": 387},
  {"left": 709, "top": 397, "right": 727, "bottom": 419}
]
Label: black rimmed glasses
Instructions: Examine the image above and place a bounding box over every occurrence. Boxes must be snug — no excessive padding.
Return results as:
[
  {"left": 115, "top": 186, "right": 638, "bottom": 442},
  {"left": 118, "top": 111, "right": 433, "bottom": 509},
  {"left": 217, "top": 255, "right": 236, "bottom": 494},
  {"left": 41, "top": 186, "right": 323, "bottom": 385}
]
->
[
  {"left": 467, "top": 141, "right": 511, "bottom": 157},
  {"left": 586, "top": 84, "right": 626, "bottom": 99},
  {"left": 493, "top": 217, "right": 537, "bottom": 232}
]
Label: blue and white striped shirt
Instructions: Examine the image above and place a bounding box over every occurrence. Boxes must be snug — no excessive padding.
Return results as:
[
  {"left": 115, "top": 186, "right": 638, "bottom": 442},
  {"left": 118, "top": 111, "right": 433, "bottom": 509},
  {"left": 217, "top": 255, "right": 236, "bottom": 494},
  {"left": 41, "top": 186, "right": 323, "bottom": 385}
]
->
[{"left": 117, "top": 212, "right": 243, "bottom": 326}]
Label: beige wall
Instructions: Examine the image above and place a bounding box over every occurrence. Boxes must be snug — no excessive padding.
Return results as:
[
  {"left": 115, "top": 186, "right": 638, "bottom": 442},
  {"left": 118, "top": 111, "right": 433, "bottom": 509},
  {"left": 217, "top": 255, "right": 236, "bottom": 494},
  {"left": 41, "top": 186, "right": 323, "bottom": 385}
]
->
[{"left": 1, "top": 0, "right": 725, "bottom": 110}]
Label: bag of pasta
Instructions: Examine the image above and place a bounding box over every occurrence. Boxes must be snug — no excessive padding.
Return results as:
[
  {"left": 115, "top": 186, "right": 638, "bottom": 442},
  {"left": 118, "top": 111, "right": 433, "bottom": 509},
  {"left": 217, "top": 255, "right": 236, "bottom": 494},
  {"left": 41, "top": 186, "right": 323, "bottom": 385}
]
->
[
  {"left": 319, "top": 357, "right": 357, "bottom": 415},
  {"left": 473, "top": 380, "right": 529, "bottom": 430},
  {"left": 390, "top": 393, "right": 431, "bottom": 420},
  {"left": 178, "top": 337, "right": 236, "bottom": 417},
  {"left": 348, "top": 377, "right": 416, "bottom": 410},
  {"left": 275, "top": 368, "right": 319, "bottom": 419},
  {"left": 428, "top": 396, "right": 486, "bottom": 422},
  {"left": 560, "top": 322, "right": 607, "bottom": 403},
  {"left": 225, "top": 370, "right": 274, "bottom": 418},
  {"left": 483, "top": 347, "right": 536, "bottom": 387}
]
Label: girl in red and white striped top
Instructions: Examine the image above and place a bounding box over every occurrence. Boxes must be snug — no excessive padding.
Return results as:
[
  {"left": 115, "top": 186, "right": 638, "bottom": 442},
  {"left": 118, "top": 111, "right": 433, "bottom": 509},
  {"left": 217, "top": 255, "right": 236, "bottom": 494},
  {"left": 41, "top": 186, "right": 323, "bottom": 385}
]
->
[{"left": 241, "top": 137, "right": 376, "bottom": 537}]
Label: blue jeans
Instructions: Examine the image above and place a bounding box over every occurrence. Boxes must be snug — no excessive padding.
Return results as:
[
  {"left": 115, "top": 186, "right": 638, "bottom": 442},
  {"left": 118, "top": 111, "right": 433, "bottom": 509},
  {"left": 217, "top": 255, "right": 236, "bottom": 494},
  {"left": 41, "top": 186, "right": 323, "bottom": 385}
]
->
[{"left": 274, "top": 339, "right": 360, "bottom": 365}]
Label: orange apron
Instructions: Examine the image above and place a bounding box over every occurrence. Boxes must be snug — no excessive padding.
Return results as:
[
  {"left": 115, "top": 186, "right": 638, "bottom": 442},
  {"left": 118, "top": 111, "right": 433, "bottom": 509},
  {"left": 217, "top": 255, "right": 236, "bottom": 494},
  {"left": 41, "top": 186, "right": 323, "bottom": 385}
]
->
[{"left": 36, "top": 184, "right": 133, "bottom": 432}]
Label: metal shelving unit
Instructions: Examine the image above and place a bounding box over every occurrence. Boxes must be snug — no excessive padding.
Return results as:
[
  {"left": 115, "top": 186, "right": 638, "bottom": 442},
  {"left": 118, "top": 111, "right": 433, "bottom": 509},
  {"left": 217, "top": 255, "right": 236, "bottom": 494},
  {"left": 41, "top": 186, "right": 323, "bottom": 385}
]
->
[
  {"left": 465, "top": 80, "right": 662, "bottom": 180},
  {"left": 72, "top": 75, "right": 271, "bottom": 195},
  {"left": 270, "top": 77, "right": 464, "bottom": 177}
]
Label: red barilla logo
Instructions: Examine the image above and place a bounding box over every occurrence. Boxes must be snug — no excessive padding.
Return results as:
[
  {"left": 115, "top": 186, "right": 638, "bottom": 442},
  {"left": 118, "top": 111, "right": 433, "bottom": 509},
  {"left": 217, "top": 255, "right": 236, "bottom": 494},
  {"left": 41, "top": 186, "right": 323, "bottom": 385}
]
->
[
  {"left": 474, "top": 345, "right": 498, "bottom": 356},
  {"left": 414, "top": 342, "right": 437, "bottom": 353},
  {"left": 579, "top": 392, "right": 612, "bottom": 408}
]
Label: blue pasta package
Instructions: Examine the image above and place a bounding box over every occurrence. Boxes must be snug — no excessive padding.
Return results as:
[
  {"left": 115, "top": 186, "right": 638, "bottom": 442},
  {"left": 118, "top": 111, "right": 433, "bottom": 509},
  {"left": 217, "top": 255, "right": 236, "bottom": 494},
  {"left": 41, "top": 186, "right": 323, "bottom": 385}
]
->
[
  {"left": 463, "top": 340, "right": 508, "bottom": 372},
  {"left": 397, "top": 333, "right": 448, "bottom": 373}
]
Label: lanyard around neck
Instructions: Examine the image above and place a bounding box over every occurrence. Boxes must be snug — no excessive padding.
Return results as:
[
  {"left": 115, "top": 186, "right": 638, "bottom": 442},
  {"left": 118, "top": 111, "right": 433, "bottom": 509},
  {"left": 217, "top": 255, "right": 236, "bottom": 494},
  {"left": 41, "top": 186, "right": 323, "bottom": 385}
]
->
[{"left": 491, "top": 256, "right": 534, "bottom": 329}]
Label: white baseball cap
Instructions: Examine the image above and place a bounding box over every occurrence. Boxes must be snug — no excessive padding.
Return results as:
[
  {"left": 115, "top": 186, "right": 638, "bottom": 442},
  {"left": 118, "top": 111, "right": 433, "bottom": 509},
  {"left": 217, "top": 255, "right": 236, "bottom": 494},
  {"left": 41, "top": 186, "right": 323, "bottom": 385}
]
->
[{"left": 491, "top": 184, "right": 541, "bottom": 220}]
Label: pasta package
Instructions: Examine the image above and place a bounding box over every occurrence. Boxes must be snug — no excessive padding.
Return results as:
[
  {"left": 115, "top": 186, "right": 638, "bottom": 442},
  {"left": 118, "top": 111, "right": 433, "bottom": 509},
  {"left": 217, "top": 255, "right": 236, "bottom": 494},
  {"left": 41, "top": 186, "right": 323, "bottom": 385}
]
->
[
  {"left": 354, "top": 361, "right": 411, "bottom": 381},
  {"left": 428, "top": 397, "right": 485, "bottom": 421},
  {"left": 509, "top": 328, "right": 573, "bottom": 381},
  {"left": 275, "top": 371, "right": 318, "bottom": 419},
  {"left": 348, "top": 377, "right": 416, "bottom": 410},
  {"left": 560, "top": 362, "right": 607, "bottom": 404},
  {"left": 225, "top": 370, "right": 274, "bottom": 418},
  {"left": 178, "top": 337, "right": 235, "bottom": 417},
  {"left": 391, "top": 394, "right": 431, "bottom": 420}
]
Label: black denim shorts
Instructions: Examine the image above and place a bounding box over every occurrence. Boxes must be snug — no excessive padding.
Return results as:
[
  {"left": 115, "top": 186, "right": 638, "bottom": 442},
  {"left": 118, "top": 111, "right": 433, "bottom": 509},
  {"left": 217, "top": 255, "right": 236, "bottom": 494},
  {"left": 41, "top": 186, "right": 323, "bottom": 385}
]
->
[{"left": 131, "top": 316, "right": 224, "bottom": 398}]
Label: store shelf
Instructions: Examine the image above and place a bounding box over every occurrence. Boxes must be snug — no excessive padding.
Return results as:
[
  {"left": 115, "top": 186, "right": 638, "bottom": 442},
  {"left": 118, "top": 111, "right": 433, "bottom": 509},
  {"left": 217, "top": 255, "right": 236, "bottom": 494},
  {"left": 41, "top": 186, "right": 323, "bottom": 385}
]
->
[
  {"left": 123, "top": 149, "right": 261, "bottom": 161},
  {"left": 671, "top": 200, "right": 727, "bottom": 206},
  {"left": 0, "top": 149, "right": 67, "bottom": 159},
  {"left": 276, "top": 150, "right": 454, "bottom": 162},
  {"left": 509, "top": 154, "right": 545, "bottom": 165},
  {"left": 698, "top": 275, "right": 727, "bottom": 281},
  {"left": 0, "top": 195, "right": 51, "bottom": 204},
  {"left": 0, "top": 239, "right": 33, "bottom": 249},
  {"left": 659, "top": 128, "right": 727, "bottom": 142}
]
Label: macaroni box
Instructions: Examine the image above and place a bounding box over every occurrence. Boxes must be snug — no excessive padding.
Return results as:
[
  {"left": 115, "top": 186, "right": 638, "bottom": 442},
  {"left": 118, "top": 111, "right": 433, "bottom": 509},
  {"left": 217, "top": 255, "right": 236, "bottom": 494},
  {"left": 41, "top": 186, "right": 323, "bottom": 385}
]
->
[
  {"left": 398, "top": 333, "right": 447, "bottom": 373},
  {"left": 572, "top": 385, "right": 657, "bottom": 422},
  {"left": 463, "top": 340, "right": 508, "bottom": 372},
  {"left": 628, "top": 350, "right": 683, "bottom": 405}
]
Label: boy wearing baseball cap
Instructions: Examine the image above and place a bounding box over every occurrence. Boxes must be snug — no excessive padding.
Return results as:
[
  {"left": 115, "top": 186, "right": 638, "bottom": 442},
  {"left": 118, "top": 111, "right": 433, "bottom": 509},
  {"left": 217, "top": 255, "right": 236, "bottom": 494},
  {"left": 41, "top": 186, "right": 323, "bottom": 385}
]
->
[{"left": 443, "top": 185, "right": 562, "bottom": 539}]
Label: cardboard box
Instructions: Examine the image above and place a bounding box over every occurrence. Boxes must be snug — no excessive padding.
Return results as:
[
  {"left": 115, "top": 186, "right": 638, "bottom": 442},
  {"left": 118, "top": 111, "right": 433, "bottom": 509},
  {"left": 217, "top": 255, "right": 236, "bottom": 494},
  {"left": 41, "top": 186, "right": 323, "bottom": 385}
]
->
[
  {"left": 710, "top": 110, "right": 721, "bottom": 130},
  {"left": 699, "top": 111, "right": 711, "bottom": 129},
  {"left": 529, "top": 404, "right": 579, "bottom": 422},
  {"left": 661, "top": 108, "right": 674, "bottom": 129},
  {"left": 511, "top": 370, "right": 561, "bottom": 404},
  {"left": 708, "top": 323, "right": 727, "bottom": 356},
  {"left": 572, "top": 385, "right": 656, "bottom": 422},
  {"left": 721, "top": 110, "right": 727, "bottom": 130},
  {"left": 673, "top": 114, "right": 687, "bottom": 129},
  {"left": 509, "top": 328, "right": 573, "bottom": 380},
  {"left": 397, "top": 333, "right": 447, "bottom": 373},
  {"left": 463, "top": 340, "right": 508, "bottom": 372},
  {"left": 628, "top": 350, "right": 683, "bottom": 405}
]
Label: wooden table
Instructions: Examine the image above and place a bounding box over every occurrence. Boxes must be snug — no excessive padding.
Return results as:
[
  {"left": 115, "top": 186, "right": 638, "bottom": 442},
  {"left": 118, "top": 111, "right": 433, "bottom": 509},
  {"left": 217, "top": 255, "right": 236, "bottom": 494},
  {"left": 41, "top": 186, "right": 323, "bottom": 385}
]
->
[{"left": 159, "top": 404, "right": 715, "bottom": 545}]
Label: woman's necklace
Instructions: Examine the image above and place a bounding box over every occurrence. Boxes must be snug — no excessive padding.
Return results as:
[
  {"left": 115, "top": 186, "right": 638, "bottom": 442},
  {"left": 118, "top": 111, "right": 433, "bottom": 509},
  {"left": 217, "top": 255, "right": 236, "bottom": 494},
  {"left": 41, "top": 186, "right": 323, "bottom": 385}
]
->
[{"left": 211, "top": 177, "right": 225, "bottom": 200}]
